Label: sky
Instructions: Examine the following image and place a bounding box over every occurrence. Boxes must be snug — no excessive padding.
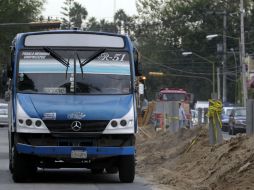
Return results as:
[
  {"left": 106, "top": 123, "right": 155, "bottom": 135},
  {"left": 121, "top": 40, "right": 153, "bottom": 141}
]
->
[{"left": 42, "top": 0, "right": 137, "bottom": 21}]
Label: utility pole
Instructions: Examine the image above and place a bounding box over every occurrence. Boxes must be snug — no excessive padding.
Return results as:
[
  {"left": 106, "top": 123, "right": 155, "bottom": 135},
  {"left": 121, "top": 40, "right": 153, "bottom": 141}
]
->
[
  {"left": 217, "top": 67, "right": 221, "bottom": 100},
  {"left": 222, "top": 11, "right": 227, "bottom": 103},
  {"left": 240, "top": 0, "right": 248, "bottom": 107}
]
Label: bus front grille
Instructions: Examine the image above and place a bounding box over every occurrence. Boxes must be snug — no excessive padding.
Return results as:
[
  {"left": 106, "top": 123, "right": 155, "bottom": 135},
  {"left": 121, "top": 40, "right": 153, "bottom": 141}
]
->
[{"left": 43, "top": 120, "right": 109, "bottom": 133}]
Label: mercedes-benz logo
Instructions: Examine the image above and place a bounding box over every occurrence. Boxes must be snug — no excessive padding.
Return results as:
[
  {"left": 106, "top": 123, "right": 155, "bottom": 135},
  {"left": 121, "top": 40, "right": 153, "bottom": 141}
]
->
[{"left": 71, "top": 121, "right": 82, "bottom": 132}]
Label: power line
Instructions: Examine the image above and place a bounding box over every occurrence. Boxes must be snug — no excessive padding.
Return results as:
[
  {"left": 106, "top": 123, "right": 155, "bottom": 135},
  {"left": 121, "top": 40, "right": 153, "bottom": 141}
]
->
[{"left": 142, "top": 55, "right": 242, "bottom": 76}]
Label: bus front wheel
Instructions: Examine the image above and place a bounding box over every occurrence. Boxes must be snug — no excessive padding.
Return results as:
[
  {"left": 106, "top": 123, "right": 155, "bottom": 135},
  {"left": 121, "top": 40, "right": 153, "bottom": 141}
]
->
[
  {"left": 118, "top": 155, "right": 135, "bottom": 183},
  {"left": 12, "top": 147, "right": 37, "bottom": 182}
]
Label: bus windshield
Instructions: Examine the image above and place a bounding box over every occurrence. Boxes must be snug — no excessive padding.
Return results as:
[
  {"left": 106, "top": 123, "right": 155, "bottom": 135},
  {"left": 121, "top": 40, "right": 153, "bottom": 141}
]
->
[{"left": 17, "top": 49, "right": 131, "bottom": 95}]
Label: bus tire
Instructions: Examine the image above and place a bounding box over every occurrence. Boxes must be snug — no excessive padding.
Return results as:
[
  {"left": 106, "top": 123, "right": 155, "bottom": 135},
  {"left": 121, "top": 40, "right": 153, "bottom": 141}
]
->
[
  {"left": 12, "top": 148, "right": 37, "bottom": 182},
  {"left": 118, "top": 155, "right": 135, "bottom": 183}
]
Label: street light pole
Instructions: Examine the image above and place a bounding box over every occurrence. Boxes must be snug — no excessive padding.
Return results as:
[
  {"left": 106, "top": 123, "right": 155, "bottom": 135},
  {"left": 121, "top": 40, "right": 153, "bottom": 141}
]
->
[
  {"left": 182, "top": 52, "right": 216, "bottom": 97},
  {"left": 206, "top": 11, "right": 227, "bottom": 102},
  {"left": 240, "top": 0, "right": 248, "bottom": 107},
  {"left": 206, "top": 33, "right": 241, "bottom": 103},
  {"left": 223, "top": 11, "right": 227, "bottom": 103},
  {"left": 230, "top": 48, "right": 238, "bottom": 104},
  {"left": 217, "top": 67, "right": 221, "bottom": 100}
]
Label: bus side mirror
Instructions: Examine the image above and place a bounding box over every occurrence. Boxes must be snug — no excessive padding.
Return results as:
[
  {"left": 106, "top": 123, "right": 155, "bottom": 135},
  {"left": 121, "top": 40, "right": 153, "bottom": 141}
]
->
[{"left": 134, "top": 48, "right": 142, "bottom": 76}]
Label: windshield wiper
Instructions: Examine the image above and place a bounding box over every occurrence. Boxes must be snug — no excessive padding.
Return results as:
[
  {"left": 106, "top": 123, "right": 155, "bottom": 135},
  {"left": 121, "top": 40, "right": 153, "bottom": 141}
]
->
[
  {"left": 43, "top": 47, "right": 70, "bottom": 78},
  {"left": 76, "top": 48, "right": 106, "bottom": 78},
  {"left": 77, "top": 53, "right": 84, "bottom": 78}
]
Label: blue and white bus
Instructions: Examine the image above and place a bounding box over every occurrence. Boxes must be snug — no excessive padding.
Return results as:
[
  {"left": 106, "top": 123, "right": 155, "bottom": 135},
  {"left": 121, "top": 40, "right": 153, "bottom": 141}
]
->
[{"left": 6, "top": 30, "right": 142, "bottom": 183}]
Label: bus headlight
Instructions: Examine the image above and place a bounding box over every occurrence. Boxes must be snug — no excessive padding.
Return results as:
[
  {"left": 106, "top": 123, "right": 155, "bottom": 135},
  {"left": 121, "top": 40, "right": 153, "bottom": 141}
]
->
[
  {"left": 16, "top": 100, "right": 50, "bottom": 133},
  {"left": 35, "top": 120, "right": 42, "bottom": 127},
  {"left": 25, "top": 119, "right": 33, "bottom": 126},
  {"left": 103, "top": 106, "right": 135, "bottom": 134},
  {"left": 18, "top": 119, "right": 24, "bottom": 124},
  {"left": 111, "top": 120, "right": 118, "bottom": 127},
  {"left": 16, "top": 117, "right": 50, "bottom": 133},
  {"left": 120, "top": 119, "right": 127, "bottom": 127}
]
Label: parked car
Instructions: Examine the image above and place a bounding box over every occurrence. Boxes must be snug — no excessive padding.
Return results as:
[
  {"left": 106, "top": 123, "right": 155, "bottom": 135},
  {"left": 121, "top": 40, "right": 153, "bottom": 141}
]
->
[
  {"left": 221, "top": 106, "right": 234, "bottom": 132},
  {"left": 228, "top": 107, "right": 246, "bottom": 135},
  {"left": 0, "top": 103, "right": 8, "bottom": 126}
]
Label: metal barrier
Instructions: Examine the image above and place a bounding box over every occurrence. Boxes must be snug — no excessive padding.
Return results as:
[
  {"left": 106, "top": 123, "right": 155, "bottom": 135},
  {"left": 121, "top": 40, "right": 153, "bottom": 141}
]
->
[
  {"left": 247, "top": 99, "right": 254, "bottom": 135},
  {"left": 153, "top": 101, "right": 181, "bottom": 132}
]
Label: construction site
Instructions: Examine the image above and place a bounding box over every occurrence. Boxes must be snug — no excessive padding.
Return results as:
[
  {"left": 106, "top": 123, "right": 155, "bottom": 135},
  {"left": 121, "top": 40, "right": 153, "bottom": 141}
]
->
[{"left": 136, "top": 100, "right": 254, "bottom": 190}]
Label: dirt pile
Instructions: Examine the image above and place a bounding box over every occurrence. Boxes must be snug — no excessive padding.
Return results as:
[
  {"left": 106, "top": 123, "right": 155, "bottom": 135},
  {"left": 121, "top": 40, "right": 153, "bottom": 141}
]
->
[{"left": 136, "top": 126, "right": 254, "bottom": 190}]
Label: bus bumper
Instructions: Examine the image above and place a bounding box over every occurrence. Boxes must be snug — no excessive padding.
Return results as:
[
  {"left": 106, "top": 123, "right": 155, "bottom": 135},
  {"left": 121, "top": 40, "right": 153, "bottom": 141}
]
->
[{"left": 16, "top": 143, "right": 135, "bottom": 157}]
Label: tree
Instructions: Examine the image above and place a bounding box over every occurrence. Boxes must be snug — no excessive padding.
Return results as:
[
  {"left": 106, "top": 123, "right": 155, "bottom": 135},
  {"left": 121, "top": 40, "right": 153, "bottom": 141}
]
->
[
  {"left": 85, "top": 18, "right": 117, "bottom": 33},
  {"left": 85, "top": 9, "right": 136, "bottom": 34},
  {"left": 99, "top": 19, "right": 117, "bottom": 33},
  {"left": 61, "top": 0, "right": 87, "bottom": 29},
  {"left": 134, "top": 0, "right": 254, "bottom": 101},
  {"left": 114, "top": 9, "right": 133, "bottom": 34},
  {"left": 0, "top": 0, "right": 44, "bottom": 23},
  {"left": 70, "top": 2, "right": 88, "bottom": 28},
  {"left": 61, "top": 0, "right": 74, "bottom": 29},
  {"left": 85, "top": 17, "right": 101, "bottom": 31},
  {"left": 0, "top": 0, "right": 45, "bottom": 96}
]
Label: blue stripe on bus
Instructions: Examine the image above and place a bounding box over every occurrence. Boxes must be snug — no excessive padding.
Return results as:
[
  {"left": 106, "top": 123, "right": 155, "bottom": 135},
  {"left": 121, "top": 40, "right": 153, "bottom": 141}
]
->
[{"left": 16, "top": 143, "right": 135, "bottom": 156}]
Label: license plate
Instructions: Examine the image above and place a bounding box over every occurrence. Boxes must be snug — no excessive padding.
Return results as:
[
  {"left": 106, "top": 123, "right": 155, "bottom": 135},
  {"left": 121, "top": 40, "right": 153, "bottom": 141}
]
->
[{"left": 71, "top": 150, "right": 87, "bottom": 159}]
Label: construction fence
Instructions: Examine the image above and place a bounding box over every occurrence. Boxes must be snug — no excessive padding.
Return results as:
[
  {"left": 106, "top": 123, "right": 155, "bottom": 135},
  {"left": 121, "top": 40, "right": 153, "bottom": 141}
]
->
[{"left": 139, "top": 101, "right": 209, "bottom": 132}]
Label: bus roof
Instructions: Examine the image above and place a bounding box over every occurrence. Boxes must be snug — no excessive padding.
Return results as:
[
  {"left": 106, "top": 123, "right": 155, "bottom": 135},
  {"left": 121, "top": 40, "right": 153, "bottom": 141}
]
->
[{"left": 15, "top": 30, "right": 130, "bottom": 49}]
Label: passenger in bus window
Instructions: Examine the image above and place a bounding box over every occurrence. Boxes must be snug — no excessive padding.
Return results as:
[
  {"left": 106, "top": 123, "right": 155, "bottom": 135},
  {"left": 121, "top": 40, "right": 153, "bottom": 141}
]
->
[{"left": 18, "top": 74, "right": 35, "bottom": 91}]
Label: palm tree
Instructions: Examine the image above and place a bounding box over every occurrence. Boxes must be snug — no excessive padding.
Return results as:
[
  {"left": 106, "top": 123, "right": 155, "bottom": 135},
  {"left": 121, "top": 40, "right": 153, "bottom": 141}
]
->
[
  {"left": 69, "top": 2, "right": 87, "bottom": 28},
  {"left": 61, "top": 0, "right": 87, "bottom": 29}
]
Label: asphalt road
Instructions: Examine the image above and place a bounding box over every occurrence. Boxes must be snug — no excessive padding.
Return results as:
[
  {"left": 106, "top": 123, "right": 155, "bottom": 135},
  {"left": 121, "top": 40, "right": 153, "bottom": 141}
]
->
[{"left": 0, "top": 127, "right": 153, "bottom": 190}]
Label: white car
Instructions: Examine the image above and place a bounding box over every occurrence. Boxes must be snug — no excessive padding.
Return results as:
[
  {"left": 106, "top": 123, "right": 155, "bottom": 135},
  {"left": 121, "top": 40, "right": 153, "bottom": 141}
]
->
[{"left": 0, "top": 103, "right": 8, "bottom": 126}]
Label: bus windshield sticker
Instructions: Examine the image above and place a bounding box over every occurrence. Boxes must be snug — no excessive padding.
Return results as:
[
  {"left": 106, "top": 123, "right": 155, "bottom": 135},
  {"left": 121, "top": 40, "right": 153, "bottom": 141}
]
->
[
  {"left": 67, "top": 112, "right": 86, "bottom": 120},
  {"left": 22, "top": 51, "right": 50, "bottom": 59},
  {"left": 43, "top": 87, "right": 66, "bottom": 94},
  {"left": 97, "top": 53, "right": 126, "bottom": 62},
  {"left": 43, "top": 112, "right": 56, "bottom": 120}
]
